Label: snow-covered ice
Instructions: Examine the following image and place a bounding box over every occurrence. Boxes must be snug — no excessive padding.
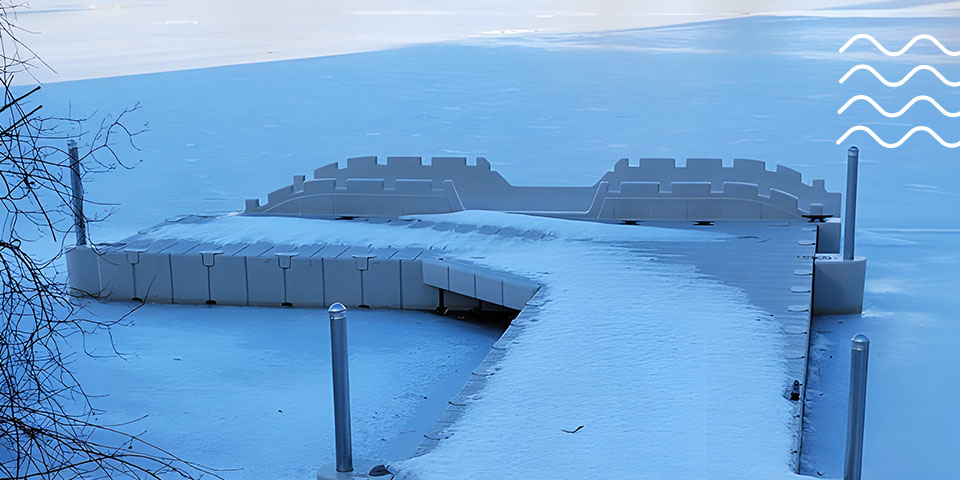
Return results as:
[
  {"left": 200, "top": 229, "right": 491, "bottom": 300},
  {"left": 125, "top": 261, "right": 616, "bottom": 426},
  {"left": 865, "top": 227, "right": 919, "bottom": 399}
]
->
[
  {"left": 799, "top": 232, "right": 960, "bottom": 479},
  {"left": 68, "top": 302, "right": 502, "bottom": 479}
]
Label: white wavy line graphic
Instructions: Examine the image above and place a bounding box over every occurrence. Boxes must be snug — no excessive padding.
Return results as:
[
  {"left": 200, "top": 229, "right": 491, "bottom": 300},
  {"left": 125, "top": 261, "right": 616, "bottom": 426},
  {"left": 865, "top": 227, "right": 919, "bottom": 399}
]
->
[
  {"left": 839, "top": 34, "right": 960, "bottom": 56},
  {"left": 839, "top": 64, "right": 960, "bottom": 87},
  {"left": 836, "top": 126, "right": 960, "bottom": 148},
  {"left": 837, "top": 95, "right": 960, "bottom": 117}
]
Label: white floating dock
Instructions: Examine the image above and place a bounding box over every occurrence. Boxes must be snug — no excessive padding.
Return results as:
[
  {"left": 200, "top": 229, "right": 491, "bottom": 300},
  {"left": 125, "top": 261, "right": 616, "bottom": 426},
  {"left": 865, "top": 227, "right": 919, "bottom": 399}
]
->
[
  {"left": 65, "top": 155, "right": 852, "bottom": 478},
  {"left": 68, "top": 234, "right": 539, "bottom": 312}
]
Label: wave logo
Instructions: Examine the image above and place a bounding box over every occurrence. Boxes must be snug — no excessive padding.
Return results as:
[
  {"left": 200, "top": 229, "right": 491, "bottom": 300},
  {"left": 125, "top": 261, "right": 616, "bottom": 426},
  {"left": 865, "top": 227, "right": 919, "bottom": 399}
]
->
[{"left": 837, "top": 34, "right": 959, "bottom": 148}]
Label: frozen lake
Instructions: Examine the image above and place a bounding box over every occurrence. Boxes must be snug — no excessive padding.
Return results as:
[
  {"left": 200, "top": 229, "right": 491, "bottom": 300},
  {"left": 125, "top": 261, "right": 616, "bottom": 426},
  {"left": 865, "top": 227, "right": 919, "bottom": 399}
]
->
[{"left": 17, "top": 4, "right": 960, "bottom": 479}]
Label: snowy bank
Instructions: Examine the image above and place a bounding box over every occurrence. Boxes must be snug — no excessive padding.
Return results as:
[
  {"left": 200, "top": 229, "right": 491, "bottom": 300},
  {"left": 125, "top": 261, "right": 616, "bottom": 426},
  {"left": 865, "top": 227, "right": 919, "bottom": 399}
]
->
[{"left": 16, "top": 0, "right": 893, "bottom": 84}]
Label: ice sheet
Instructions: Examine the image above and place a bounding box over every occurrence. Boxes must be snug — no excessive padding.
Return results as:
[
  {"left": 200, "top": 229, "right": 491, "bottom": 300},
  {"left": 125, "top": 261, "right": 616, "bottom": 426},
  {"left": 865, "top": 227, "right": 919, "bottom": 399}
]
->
[
  {"left": 66, "top": 303, "right": 502, "bottom": 479},
  {"left": 14, "top": 0, "right": 895, "bottom": 84}
]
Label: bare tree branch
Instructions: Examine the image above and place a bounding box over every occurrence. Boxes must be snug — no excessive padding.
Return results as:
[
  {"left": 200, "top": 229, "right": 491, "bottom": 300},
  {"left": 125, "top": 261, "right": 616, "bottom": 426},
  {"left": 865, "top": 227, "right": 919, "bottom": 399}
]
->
[{"left": 1, "top": 2, "right": 221, "bottom": 478}]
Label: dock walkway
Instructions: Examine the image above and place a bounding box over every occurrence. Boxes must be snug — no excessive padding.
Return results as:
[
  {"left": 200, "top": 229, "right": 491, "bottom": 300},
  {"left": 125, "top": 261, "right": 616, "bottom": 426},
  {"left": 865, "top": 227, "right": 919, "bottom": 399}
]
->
[{"left": 68, "top": 212, "right": 816, "bottom": 477}]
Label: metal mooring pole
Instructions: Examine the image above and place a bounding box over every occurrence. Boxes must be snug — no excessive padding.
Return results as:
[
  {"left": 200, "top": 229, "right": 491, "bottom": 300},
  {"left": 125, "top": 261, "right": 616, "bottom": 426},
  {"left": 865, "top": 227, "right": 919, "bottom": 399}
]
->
[
  {"left": 328, "top": 303, "right": 353, "bottom": 473},
  {"left": 843, "top": 146, "right": 859, "bottom": 260},
  {"left": 67, "top": 140, "right": 86, "bottom": 246},
  {"left": 843, "top": 334, "right": 870, "bottom": 480}
]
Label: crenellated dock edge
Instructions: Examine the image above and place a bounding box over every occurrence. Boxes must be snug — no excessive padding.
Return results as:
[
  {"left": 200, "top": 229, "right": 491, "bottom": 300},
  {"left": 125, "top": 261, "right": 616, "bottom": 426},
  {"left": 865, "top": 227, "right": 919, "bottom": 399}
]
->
[{"left": 243, "top": 156, "right": 841, "bottom": 221}]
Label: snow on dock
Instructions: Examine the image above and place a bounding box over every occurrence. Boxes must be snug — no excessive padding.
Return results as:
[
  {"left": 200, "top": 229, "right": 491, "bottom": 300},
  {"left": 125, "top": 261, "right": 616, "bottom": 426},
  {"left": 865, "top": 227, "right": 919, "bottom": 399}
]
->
[
  {"left": 87, "top": 211, "right": 816, "bottom": 478},
  {"left": 64, "top": 155, "right": 834, "bottom": 477},
  {"left": 392, "top": 216, "right": 816, "bottom": 480}
]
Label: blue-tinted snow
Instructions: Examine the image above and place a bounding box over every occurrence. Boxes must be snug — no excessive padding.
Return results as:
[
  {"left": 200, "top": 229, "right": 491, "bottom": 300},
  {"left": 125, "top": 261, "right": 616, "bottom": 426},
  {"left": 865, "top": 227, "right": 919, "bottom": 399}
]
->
[
  {"left": 23, "top": 11, "right": 960, "bottom": 480},
  {"left": 137, "top": 211, "right": 801, "bottom": 480},
  {"left": 68, "top": 302, "right": 502, "bottom": 479}
]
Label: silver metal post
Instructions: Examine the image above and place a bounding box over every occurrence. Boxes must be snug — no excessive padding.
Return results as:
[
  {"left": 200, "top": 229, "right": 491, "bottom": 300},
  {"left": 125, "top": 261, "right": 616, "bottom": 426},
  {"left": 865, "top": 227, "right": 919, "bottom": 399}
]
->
[
  {"left": 328, "top": 303, "right": 353, "bottom": 473},
  {"left": 843, "top": 334, "right": 870, "bottom": 480},
  {"left": 843, "top": 146, "right": 859, "bottom": 260},
  {"left": 67, "top": 140, "right": 86, "bottom": 246}
]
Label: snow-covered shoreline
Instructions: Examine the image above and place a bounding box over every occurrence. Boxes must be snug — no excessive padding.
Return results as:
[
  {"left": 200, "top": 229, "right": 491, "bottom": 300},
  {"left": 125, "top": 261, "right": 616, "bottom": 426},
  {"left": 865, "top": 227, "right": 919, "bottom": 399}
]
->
[{"left": 11, "top": 0, "right": 935, "bottom": 85}]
